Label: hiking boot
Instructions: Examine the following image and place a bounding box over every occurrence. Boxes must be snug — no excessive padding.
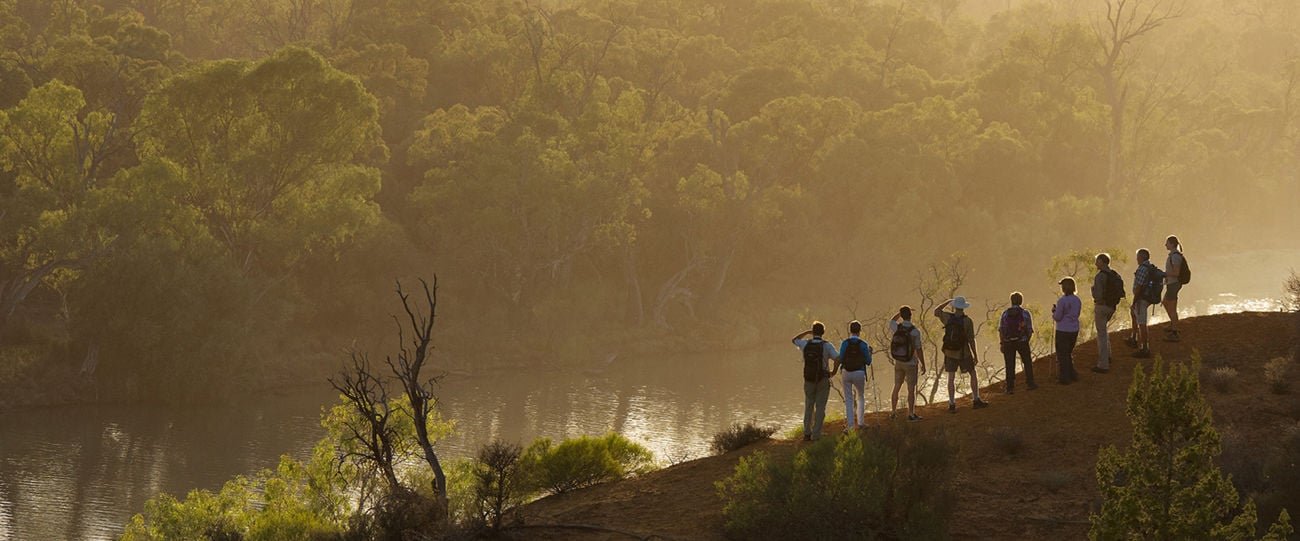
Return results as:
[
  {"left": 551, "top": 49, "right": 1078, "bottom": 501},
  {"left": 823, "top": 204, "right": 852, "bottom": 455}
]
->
[
  {"left": 907, "top": 414, "right": 922, "bottom": 422},
  {"left": 1026, "top": 382, "right": 1038, "bottom": 391},
  {"left": 1124, "top": 336, "right": 1139, "bottom": 349},
  {"left": 802, "top": 434, "right": 812, "bottom": 442},
  {"left": 948, "top": 403, "right": 957, "bottom": 413},
  {"left": 1132, "top": 348, "right": 1151, "bottom": 358},
  {"left": 1005, "top": 386, "right": 1014, "bottom": 395},
  {"left": 1091, "top": 366, "right": 1110, "bottom": 374},
  {"left": 889, "top": 412, "right": 898, "bottom": 421},
  {"left": 972, "top": 399, "right": 989, "bottom": 409},
  {"left": 1163, "top": 330, "right": 1181, "bottom": 342}
]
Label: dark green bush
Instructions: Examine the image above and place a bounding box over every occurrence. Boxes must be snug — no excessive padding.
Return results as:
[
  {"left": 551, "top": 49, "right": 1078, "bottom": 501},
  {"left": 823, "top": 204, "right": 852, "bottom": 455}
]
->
[
  {"left": 472, "top": 441, "right": 526, "bottom": 533},
  {"left": 711, "top": 420, "right": 778, "bottom": 455},
  {"left": 716, "top": 425, "right": 955, "bottom": 540},
  {"left": 522, "top": 433, "right": 655, "bottom": 495}
]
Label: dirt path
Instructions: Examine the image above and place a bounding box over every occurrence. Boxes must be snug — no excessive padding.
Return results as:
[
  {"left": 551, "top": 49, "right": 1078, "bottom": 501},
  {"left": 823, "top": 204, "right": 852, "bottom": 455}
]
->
[{"left": 515, "top": 312, "right": 1298, "bottom": 540}]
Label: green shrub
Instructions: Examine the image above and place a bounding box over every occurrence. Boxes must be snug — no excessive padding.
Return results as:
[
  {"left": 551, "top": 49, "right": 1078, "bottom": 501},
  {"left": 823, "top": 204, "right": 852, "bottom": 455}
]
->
[
  {"left": 1090, "top": 356, "right": 1293, "bottom": 540},
  {"left": 711, "top": 420, "right": 778, "bottom": 455},
  {"left": 1207, "top": 366, "right": 1238, "bottom": 394},
  {"left": 716, "top": 425, "right": 955, "bottom": 540},
  {"left": 1265, "top": 357, "right": 1291, "bottom": 394},
  {"left": 522, "top": 433, "right": 655, "bottom": 495},
  {"left": 472, "top": 441, "right": 526, "bottom": 533}
]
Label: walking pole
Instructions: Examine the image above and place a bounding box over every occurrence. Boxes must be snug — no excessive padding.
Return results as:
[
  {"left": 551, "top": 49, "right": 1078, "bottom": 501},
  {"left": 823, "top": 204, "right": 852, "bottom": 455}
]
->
[{"left": 870, "top": 348, "right": 881, "bottom": 417}]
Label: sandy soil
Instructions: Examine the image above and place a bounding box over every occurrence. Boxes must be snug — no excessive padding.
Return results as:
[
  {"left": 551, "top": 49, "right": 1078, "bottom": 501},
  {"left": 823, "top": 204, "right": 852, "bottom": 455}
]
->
[{"left": 512, "top": 312, "right": 1299, "bottom": 540}]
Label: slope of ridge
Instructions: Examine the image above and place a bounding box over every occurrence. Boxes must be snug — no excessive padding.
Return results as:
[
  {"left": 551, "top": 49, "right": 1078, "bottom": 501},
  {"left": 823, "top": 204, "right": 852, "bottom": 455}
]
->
[{"left": 514, "top": 312, "right": 1298, "bottom": 540}]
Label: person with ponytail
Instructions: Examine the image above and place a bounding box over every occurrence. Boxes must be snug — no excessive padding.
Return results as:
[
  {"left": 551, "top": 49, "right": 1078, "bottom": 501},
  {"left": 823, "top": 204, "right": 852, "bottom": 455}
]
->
[{"left": 1162, "top": 235, "right": 1185, "bottom": 342}]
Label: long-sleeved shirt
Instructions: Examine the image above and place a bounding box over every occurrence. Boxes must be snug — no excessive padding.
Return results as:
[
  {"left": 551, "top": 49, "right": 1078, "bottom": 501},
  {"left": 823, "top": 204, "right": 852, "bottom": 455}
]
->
[{"left": 1052, "top": 294, "right": 1082, "bottom": 332}]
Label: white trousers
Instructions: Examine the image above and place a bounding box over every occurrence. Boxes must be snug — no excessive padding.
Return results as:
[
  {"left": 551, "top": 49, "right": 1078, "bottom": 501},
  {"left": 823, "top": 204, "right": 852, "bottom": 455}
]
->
[{"left": 842, "top": 369, "right": 867, "bottom": 428}]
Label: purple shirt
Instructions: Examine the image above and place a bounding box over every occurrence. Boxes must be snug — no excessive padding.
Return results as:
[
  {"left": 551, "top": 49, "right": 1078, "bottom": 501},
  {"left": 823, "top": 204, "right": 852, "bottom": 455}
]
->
[{"left": 1052, "top": 294, "right": 1082, "bottom": 332}]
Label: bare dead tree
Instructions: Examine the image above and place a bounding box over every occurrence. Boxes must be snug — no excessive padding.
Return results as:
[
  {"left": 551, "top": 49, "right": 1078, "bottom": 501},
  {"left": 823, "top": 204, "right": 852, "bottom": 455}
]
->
[
  {"left": 386, "top": 278, "right": 448, "bottom": 510},
  {"left": 1092, "top": 0, "right": 1185, "bottom": 198},
  {"left": 328, "top": 351, "right": 401, "bottom": 492}
]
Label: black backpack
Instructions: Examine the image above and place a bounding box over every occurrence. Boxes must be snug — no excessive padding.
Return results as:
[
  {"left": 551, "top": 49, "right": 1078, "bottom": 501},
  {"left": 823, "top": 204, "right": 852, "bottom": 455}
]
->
[
  {"left": 803, "top": 339, "right": 827, "bottom": 382},
  {"left": 1140, "top": 262, "right": 1165, "bottom": 305},
  {"left": 841, "top": 339, "right": 869, "bottom": 372},
  {"left": 1000, "top": 307, "right": 1030, "bottom": 343},
  {"left": 1176, "top": 252, "right": 1191, "bottom": 284},
  {"left": 890, "top": 325, "right": 916, "bottom": 362},
  {"left": 942, "top": 314, "right": 969, "bottom": 354},
  {"left": 1102, "top": 269, "right": 1126, "bottom": 307}
]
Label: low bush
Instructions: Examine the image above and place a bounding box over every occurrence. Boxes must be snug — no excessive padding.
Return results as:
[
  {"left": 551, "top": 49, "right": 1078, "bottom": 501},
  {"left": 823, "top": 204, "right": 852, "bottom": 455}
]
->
[
  {"left": 1265, "top": 357, "right": 1292, "bottom": 394},
  {"left": 716, "top": 424, "right": 955, "bottom": 540},
  {"left": 711, "top": 420, "right": 778, "bottom": 455},
  {"left": 522, "top": 433, "right": 655, "bottom": 495},
  {"left": 471, "top": 441, "right": 526, "bottom": 533},
  {"left": 989, "top": 426, "right": 1025, "bottom": 457},
  {"left": 1206, "top": 366, "right": 1238, "bottom": 394}
]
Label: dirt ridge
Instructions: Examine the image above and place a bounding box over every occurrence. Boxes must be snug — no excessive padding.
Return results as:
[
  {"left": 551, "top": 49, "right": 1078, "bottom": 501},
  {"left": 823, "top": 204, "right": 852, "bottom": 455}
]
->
[{"left": 515, "top": 312, "right": 1298, "bottom": 540}]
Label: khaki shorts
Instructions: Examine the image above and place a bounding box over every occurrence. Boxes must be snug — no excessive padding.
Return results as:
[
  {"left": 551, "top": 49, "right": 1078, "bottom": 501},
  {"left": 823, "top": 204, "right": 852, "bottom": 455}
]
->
[
  {"left": 1132, "top": 300, "right": 1151, "bottom": 325},
  {"left": 894, "top": 363, "right": 918, "bottom": 386},
  {"left": 944, "top": 355, "right": 975, "bottom": 374}
]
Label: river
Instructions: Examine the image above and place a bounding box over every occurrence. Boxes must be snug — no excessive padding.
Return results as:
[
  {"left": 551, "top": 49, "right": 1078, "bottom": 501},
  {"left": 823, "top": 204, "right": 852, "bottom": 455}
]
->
[{"left": 0, "top": 292, "right": 1287, "bottom": 540}]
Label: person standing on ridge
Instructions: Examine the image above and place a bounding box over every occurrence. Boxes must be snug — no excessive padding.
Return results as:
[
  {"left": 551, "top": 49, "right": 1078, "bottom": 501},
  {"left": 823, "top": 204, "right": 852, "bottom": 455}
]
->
[
  {"left": 1162, "top": 235, "right": 1188, "bottom": 342},
  {"left": 935, "top": 297, "right": 988, "bottom": 413},
  {"left": 1052, "top": 277, "right": 1082, "bottom": 384},
  {"left": 1091, "top": 253, "right": 1124, "bottom": 374},
  {"left": 792, "top": 321, "right": 839, "bottom": 441},
  {"left": 836, "top": 320, "right": 872, "bottom": 432},
  {"left": 888, "top": 307, "right": 926, "bottom": 422},
  {"left": 998, "top": 291, "right": 1036, "bottom": 393},
  {"left": 1126, "top": 248, "right": 1162, "bottom": 358}
]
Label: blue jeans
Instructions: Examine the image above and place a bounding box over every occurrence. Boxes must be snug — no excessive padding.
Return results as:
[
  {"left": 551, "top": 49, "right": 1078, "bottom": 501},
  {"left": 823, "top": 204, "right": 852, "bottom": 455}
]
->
[{"left": 803, "top": 378, "right": 830, "bottom": 439}]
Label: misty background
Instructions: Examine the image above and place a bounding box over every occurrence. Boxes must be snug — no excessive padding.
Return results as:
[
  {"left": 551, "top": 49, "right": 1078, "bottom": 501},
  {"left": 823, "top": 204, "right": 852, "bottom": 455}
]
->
[{"left": 3, "top": 0, "right": 1299, "bottom": 408}]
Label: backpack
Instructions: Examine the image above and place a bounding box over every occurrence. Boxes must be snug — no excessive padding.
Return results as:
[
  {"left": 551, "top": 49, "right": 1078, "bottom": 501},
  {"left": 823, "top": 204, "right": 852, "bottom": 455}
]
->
[
  {"left": 1102, "top": 269, "right": 1126, "bottom": 307},
  {"left": 890, "top": 325, "right": 917, "bottom": 363},
  {"left": 840, "top": 338, "right": 869, "bottom": 371},
  {"left": 942, "top": 314, "right": 969, "bottom": 355},
  {"left": 803, "top": 339, "right": 827, "bottom": 382},
  {"left": 1000, "top": 307, "right": 1030, "bottom": 344},
  {"left": 1175, "top": 252, "right": 1191, "bottom": 284},
  {"left": 1140, "top": 262, "right": 1165, "bottom": 305}
]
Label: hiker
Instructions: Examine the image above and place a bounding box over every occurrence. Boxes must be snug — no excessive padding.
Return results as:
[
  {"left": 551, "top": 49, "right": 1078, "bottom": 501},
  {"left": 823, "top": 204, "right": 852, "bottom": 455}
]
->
[
  {"left": 1126, "top": 248, "right": 1163, "bottom": 358},
  {"left": 934, "top": 297, "right": 988, "bottom": 412},
  {"left": 998, "top": 292, "right": 1036, "bottom": 393},
  {"left": 1162, "top": 235, "right": 1188, "bottom": 342},
  {"left": 837, "top": 320, "right": 873, "bottom": 432},
  {"left": 1091, "top": 253, "right": 1125, "bottom": 374},
  {"left": 888, "top": 306, "right": 926, "bottom": 421},
  {"left": 1052, "top": 277, "right": 1082, "bottom": 384},
  {"left": 792, "top": 321, "right": 839, "bottom": 441}
]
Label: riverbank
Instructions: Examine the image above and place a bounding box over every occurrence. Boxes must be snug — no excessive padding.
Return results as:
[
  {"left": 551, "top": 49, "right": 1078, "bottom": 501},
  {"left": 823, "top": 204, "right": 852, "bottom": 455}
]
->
[{"left": 511, "top": 311, "right": 1299, "bottom": 540}]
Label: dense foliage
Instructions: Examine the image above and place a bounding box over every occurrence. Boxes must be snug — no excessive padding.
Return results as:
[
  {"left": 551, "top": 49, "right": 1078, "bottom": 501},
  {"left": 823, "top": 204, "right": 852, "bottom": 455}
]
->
[
  {"left": 4, "top": 0, "right": 1300, "bottom": 399},
  {"left": 1089, "top": 354, "right": 1293, "bottom": 540},
  {"left": 716, "top": 425, "right": 955, "bottom": 540}
]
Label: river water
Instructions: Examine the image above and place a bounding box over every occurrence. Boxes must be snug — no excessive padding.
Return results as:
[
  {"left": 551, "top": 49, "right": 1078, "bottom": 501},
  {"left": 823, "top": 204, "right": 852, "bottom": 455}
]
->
[{"left": 0, "top": 292, "right": 1288, "bottom": 540}]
